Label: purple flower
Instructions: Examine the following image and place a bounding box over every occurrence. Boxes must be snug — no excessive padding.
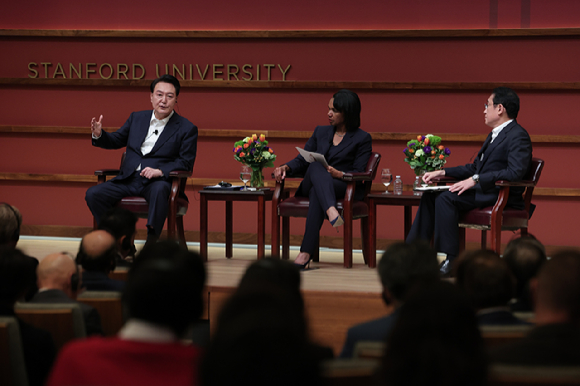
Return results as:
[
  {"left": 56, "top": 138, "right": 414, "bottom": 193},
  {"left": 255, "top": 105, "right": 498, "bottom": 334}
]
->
[
  {"left": 409, "top": 143, "right": 416, "bottom": 148},
  {"left": 250, "top": 148, "right": 256, "bottom": 154},
  {"left": 236, "top": 147, "right": 242, "bottom": 153},
  {"left": 445, "top": 148, "right": 451, "bottom": 155},
  {"left": 423, "top": 146, "right": 432, "bottom": 153},
  {"left": 403, "top": 147, "right": 408, "bottom": 154},
  {"left": 421, "top": 136, "right": 426, "bottom": 141}
]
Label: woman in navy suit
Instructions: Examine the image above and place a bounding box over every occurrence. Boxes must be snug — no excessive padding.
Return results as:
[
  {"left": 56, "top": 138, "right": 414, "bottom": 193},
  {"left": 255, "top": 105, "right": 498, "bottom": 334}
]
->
[{"left": 274, "top": 90, "right": 372, "bottom": 268}]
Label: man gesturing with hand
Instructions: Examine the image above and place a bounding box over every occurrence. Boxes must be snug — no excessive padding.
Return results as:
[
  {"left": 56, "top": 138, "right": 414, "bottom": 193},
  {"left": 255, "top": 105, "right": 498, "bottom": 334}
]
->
[{"left": 86, "top": 75, "right": 198, "bottom": 246}]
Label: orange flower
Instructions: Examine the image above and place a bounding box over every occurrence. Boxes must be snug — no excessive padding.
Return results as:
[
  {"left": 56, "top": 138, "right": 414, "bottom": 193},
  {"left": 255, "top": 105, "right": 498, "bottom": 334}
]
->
[
  {"left": 409, "top": 148, "right": 415, "bottom": 153},
  {"left": 438, "top": 145, "right": 444, "bottom": 150},
  {"left": 259, "top": 134, "right": 266, "bottom": 142},
  {"left": 240, "top": 152, "right": 246, "bottom": 157},
  {"left": 243, "top": 143, "right": 249, "bottom": 149},
  {"left": 431, "top": 150, "right": 436, "bottom": 155},
  {"left": 416, "top": 135, "right": 422, "bottom": 141},
  {"left": 431, "top": 155, "right": 436, "bottom": 159},
  {"left": 252, "top": 134, "right": 258, "bottom": 141},
  {"left": 268, "top": 148, "right": 274, "bottom": 153},
  {"left": 439, "top": 154, "right": 445, "bottom": 159},
  {"left": 424, "top": 138, "right": 430, "bottom": 145}
]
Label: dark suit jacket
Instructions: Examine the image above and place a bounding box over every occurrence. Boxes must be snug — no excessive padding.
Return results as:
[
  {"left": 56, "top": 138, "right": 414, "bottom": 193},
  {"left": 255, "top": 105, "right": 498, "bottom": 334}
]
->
[
  {"left": 490, "top": 323, "right": 580, "bottom": 366},
  {"left": 444, "top": 120, "right": 532, "bottom": 209},
  {"left": 92, "top": 110, "right": 198, "bottom": 181},
  {"left": 339, "top": 309, "right": 400, "bottom": 358},
  {"left": 29, "top": 289, "right": 104, "bottom": 336},
  {"left": 81, "top": 270, "right": 125, "bottom": 292},
  {"left": 285, "top": 125, "right": 372, "bottom": 199}
]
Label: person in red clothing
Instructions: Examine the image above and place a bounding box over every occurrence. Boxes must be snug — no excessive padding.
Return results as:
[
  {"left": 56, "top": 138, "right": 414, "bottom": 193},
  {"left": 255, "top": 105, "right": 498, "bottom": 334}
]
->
[{"left": 46, "top": 241, "right": 206, "bottom": 386}]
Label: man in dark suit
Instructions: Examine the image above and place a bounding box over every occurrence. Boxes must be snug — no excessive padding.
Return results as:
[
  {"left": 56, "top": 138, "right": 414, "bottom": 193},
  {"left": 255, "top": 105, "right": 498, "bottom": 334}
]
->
[
  {"left": 339, "top": 241, "right": 439, "bottom": 358},
  {"left": 76, "top": 230, "right": 125, "bottom": 292},
  {"left": 274, "top": 90, "right": 372, "bottom": 267},
  {"left": 30, "top": 252, "right": 104, "bottom": 336},
  {"left": 407, "top": 87, "right": 532, "bottom": 275},
  {"left": 85, "top": 75, "right": 198, "bottom": 244},
  {"left": 490, "top": 249, "right": 580, "bottom": 365}
]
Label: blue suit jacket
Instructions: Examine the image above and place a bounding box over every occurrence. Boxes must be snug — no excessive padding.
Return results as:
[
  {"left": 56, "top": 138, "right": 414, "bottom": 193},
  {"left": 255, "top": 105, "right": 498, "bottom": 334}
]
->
[
  {"left": 285, "top": 125, "right": 372, "bottom": 198},
  {"left": 92, "top": 110, "right": 198, "bottom": 181},
  {"left": 444, "top": 120, "right": 532, "bottom": 209},
  {"left": 339, "top": 309, "right": 400, "bottom": 358}
]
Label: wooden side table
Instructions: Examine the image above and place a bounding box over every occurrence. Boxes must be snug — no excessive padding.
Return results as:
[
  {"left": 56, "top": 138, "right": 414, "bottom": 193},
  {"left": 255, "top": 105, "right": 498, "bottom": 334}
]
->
[
  {"left": 199, "top": 188, "right": 274, "bottom": 261},
  {"left": 368, "top": 192, "right": 422, "bottom": 264}
]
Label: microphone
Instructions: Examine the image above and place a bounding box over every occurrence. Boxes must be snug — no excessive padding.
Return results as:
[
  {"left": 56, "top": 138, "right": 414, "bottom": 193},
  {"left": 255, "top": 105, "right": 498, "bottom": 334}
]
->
[
  {"left": 154, "top": 130, "right": 159, "bottom": 135},
  {"left": 144, "top": 129, "right": 160, "bottom": 142}
]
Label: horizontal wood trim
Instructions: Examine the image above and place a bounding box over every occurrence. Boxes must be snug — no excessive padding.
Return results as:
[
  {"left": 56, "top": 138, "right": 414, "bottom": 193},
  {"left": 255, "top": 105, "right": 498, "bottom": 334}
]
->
[
  {"left": 1, "top": 125, "right": 579, "bottom": 144},
  {"left": 4, "top": 78, "right": 580, "bottom": 91},
  {"left": 3, "top": 28, "right": 580, "bottom": 39},
  {"left": 2, "top": 172, "right": 579, "bottom": 197}
]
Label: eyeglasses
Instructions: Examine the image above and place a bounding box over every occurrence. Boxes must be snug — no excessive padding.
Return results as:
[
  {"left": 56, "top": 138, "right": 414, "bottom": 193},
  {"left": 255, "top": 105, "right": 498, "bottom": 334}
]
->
[{"left": 484, "top": 102, "right": 496, "bottom": 109}]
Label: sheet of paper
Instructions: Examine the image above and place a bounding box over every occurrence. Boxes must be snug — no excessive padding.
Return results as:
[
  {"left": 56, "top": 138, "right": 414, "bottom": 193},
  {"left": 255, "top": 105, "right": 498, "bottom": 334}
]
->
[
  {"left": 296, "top": 147, "right": 329, "bottom": 168},
  {"left": 414, "top": 185, "right": 451, "bottom": 191}
]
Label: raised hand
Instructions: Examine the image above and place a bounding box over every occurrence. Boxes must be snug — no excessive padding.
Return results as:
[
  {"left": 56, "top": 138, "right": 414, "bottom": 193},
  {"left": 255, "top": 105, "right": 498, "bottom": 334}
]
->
[{"left": 91, "top": 115, "right": 103, "bottom": 137}]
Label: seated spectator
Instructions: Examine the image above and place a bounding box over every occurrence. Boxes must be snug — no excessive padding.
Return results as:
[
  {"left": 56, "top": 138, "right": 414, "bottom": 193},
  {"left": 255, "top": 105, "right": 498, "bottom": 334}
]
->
[
  {"left": 46, "top": 241, "right": 206, "bottom": 386},
  {"left": 0, "top": 248, "right": 56, "bottom": 386},
  {"left": 339, "top": 241, "right": 439, "bottom": 358},
  {"left": 455, "top": 249, "right": 529, "bottom": 326},
  {"left": 76, "top": 230, "right": 125, "bottom": 291},
  {"left": 490, "top": 249, "right": 580, "bottom": 365},
  {"left": 29, "top": 252, "right": 104, "bottom": 336},
  {"left": 502, "top": 235, "right": 547, "bottom": 312},
  {"left": 0, "top": 202, "right": 22, "bottom": 249},
  {"left": 98, "top": 207, "right": 138, "bottom": 267},
  {"left": 380, "top": 281, "right": 488, "bottom": 386},
  {"left": 201, "top": 258, "right": 326, "bottom": 386}
]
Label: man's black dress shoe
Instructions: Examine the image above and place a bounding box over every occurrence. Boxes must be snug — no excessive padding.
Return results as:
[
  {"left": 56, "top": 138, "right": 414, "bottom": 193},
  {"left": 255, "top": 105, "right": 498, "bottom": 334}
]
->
[{"left": 439, "top": 259, "right": 452, "bottom": 277}]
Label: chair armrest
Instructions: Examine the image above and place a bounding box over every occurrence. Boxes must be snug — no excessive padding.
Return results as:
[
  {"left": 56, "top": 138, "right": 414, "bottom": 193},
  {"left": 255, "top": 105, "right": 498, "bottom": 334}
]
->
[
  {"left": 168, "top": 170, "right": 192, "bottom": 179},
  {"left": 343, "top": 171, "right": 373, "bottom": 182},
  {"left": 495, "top": 180, "right": 536, "bottom": 188},
  {"left": 94, "top": 169, "right": 120, "bottom": 176}
]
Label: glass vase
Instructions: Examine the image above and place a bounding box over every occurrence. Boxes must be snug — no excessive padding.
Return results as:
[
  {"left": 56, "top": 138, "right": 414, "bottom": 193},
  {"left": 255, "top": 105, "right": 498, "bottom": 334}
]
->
[{"left": 250, "top": 168, "right": 264, "bottom": 188}]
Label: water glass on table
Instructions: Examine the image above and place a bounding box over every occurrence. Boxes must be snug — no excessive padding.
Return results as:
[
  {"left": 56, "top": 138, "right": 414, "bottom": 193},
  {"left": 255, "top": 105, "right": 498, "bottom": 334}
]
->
[
  {"left": 381, "top": 168, "right": 392, "bottom": 194},
  {"left": 240, "top": 165, "right": 251, "bottom": 191}
]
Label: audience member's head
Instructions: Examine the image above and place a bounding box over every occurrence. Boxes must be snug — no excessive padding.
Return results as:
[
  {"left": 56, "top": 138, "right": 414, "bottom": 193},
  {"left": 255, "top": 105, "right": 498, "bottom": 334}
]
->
[
  {"left": 533, "top": 249, "right": 580, "bottom": 326},
  {"left": 0, "top": 248, "right": 38, "bottom": 308},
  {"left": 76, "top": 230, "right": 117, "bottom": 274},
  {"left": 98, "top": 207, "right": 138, "bottom": 258},
  {"left": 378, "top": 241, "right": 440, "bottom": 307},
  {"left": 201, "top": 260, "right": 320, "bottom": 386},
  {"left": 381, "top": 281, "right": 487, "bottom": 386},
  {"left": 503, "top": 235, "right": 547, "bottom": 310},
  {"left": 0, "top": 202, "right": 22, "bottom": 249},
  {"left": 123, "top": 241, "right": 206, "bottom": 337},
  {"left": 37, "top": 252, "right": 80, "bottom": 298},
  {"left": 455, "top": 249, "right": 515, "bottom": 311}
]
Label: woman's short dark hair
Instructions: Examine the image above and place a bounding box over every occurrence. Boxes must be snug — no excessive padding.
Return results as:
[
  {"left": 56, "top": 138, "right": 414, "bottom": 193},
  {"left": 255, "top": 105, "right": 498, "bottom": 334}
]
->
[
  {"left": 150, "top": 74, "right": 181, "bottom": 96},
  {"left": 332, "top": 89, "right": 361, "bottom": 131},
  {"left": 492, "top": 87, "right": 519, "bottom": 119}
]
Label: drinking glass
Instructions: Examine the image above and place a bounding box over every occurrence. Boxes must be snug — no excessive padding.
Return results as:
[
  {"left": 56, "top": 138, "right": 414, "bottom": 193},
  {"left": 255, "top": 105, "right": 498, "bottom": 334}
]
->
[
  {"left": 381, "top": 168, "right": 392, "bottom": 194},
  {"left": 240, "top": 165, "right": 252, "bottom": 191}
]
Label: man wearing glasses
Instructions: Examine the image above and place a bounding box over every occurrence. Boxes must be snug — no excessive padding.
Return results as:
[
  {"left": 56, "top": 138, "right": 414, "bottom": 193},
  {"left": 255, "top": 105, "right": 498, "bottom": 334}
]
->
[{"left": 406, "top": 87, "right": 532, "bottom": 276}]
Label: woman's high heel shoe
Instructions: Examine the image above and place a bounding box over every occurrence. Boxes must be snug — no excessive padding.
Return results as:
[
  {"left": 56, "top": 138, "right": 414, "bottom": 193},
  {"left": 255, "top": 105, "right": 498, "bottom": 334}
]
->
[
  {"left": 330, "top": 215, "right": 344, "bottom": 229},
  {"left": 294, "top": 255, "right": 313, "bottom": 270}
]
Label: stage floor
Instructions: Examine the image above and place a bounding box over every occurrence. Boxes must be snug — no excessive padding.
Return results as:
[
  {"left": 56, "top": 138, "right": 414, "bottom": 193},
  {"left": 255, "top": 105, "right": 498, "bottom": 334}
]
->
[{"left": 17, "top": 237, "right": 388, "bottom": 355}]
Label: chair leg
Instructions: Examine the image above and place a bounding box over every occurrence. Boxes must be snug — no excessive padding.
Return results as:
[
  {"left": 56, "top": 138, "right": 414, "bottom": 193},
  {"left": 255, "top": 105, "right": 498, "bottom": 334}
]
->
[
  {"left": 343, "top": 213, "right": 353, "bottom": 268},
  {"left": 481, "top": 230, "right": 487, "bottom": 250},
  {"left": 491, "top": 226, "right": 501, "bottom": 254},
  {"left": 167, "top": 208, "right": 176, "bottom": 241},
  {"left": 271, "top": 207, "right": 280, "bottom": 259},
  {"left": 282, "top": 217, "right": 290, "bottom": 260},
  {"left": 360, "top": 218, "right": 369, "bottom": 266},
  {"left": 177, "top": 216, "right": 186, "bottom": 246},
  {"left": 458, "top": 227, "right": 466, "bottom": 253}
]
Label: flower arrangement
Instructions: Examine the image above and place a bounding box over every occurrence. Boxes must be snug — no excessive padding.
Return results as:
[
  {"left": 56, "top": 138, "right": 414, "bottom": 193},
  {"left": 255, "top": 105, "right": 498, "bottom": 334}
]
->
[
  {"left": 403, "top": 134, "right": 451, "bottom": 176},
  {"left": 233, "top": 133, "right": 276, "bottom": 187}
]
